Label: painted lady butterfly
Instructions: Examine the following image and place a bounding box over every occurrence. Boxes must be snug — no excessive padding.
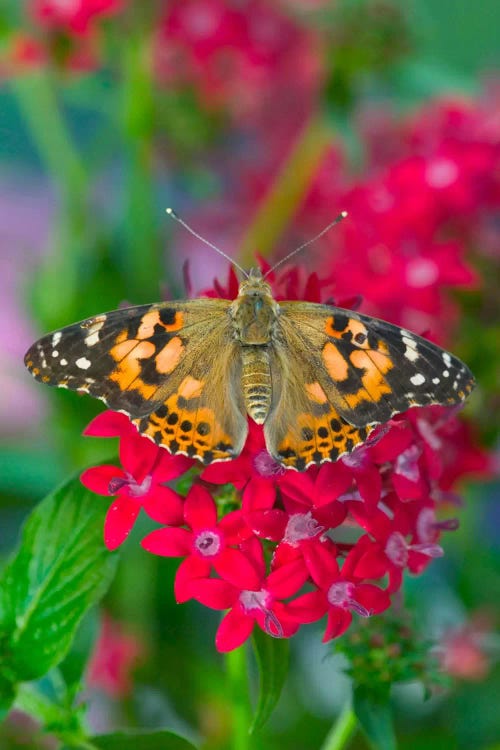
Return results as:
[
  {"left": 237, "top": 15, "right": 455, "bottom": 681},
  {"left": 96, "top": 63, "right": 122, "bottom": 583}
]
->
[{"left": 24, "top": 260, "right": 475, "bottom": 470}]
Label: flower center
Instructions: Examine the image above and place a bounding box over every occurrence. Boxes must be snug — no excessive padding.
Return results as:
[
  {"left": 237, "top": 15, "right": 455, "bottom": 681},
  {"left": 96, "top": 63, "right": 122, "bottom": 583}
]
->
[
  {"left": 425, "top": 157, "right": 459, "bottom": 189},
  {"left": 194, "top": 530, "right": 222, "bottom": 558},
  {"left": 385, "top": 531, "right": 409, "bottom": 567},
  {"left": 284, "top": 512, "right": 324, "bottom": 546},
  {"left": 342, "top": 446, "right": 368, "bottom": 469},
  {"left": 327, "top": 581, "right": 370, "bottom": 617},
  {"left": 253, "top": 450, "right": 285, "bottom": 478},
  {"left": 108, "top": 473, "right": 152, "bottom": 498},
  {"left": 239, "top": 589, "right": 283, "bottom": 637},
  {"left": 395, "top": 445, "right": 421, "bottom": 482}
]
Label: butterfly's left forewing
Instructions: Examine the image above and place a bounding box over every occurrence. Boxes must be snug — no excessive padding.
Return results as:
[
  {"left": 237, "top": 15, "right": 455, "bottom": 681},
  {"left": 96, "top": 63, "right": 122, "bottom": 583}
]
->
[
  {"left": 264, "top": 302, "right": 475, "bottom": 469},
  {"left": 25, "top": 298, "right": 248, "bottom": 464}
]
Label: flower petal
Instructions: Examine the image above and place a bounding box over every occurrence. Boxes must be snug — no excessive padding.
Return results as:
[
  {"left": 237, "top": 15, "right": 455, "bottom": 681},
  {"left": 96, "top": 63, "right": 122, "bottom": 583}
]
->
[
  {"left": 188, "top": 578, "right": 238, "bottom": 610},
  {"left": 104, "top": 497, "right": 140, "bottom": 550},
  {"left": 286, "top": 590, "right": 327, "bottom": 623},
  {"left": 119, "top": 431, "right": 158, "bottom": 480},
  {"left": 83, "top": 410, "right": 134, "bottom": 437},
  {"left": 267, "top": 559, "right": 309, "bottom": 599},
  {"left": 354, "top": 583, "right": 391, "bottom": 615},
  {"left": 174, "top": 556, "right": 211, "bottom": 603},
  {"left": 323, "top": 608, "right": 352, "bottom": 641},
  {"left": 142, "top": 486, "right": 184, "bottom": 525},
  {"left": 81, "top": 465, "right": 123, "bottom": 495},
  {"left": 184, "top": 485, "right": 217, "bottom": 529},
  {"left": 303, "top": 539, "right": 339, "bottom": 588},
  {"left": 141, "top": 527, "right": 192, "bottom": 557},
  {"left": 214, "top": 548, "right": 262, "bottom": 590},
  {"left": 216, "top": 608, "right": 254, "bottom": 652}
]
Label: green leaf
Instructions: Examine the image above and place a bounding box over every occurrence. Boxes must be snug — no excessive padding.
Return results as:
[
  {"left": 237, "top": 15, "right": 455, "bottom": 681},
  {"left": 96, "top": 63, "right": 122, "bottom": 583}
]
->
[
  {"left": 250, "top": 629, "right": 290, "bottom": 733},
  {"left": 0, "top": 673, "right": 16, "bottom": 722},
  {"left": 91, "top": 730, "right": 197, "bottom": 750},
  {"left": 0, "top": 477, "right": 118, "bottom": 685},
  {"left": 353, "top": 686, "right": 396, "bottom": 750}
]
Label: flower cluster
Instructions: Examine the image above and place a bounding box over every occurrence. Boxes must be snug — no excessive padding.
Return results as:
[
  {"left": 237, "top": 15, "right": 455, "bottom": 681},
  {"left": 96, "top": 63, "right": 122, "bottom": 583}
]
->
[
  {"left": 295, "top": 94, "right": 500, "bottom": 342},
  {"left": 2, "top": 0, "right": 125, "bottom": 74},
  {"left": 80, "top": 266, "right": 490, "bottom": 653},
  {"left": 153, "top": 0, "right": 321, "bottom": 122}
]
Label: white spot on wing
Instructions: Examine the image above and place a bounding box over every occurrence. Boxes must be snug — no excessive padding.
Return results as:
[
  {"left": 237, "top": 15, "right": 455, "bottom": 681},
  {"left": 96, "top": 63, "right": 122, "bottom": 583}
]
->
[
  {"left": 52, "top": 350, "right": 59, "bottom": 358},
  {"left": 76, "top": 357, "right": 92, "bottom": 370},
  {"left": 443, "top": 370, "right": 450, "bottom": 378},
  {"left": 432, "top": 377, "right": 440, "bottom": 384},
  {"left": 60, "top": 358, "right": 68, "bottom": 366},
  {"left": 442, "top": 352, "right": 452, "bottom": 367},
  {"left": 83, "top": 316, "right": 106, "bottom": 347},
  {"left": 85, "top": 331, "right": 100, "bottom": 347},
  {"left": 52, "top": 332, "right": 62, "bottom": 347},
  {"left": 410, "top": 373, "right": 426, "bottom": 386},
  {"left": 402, "top": 336, "right": 419, "bottom": 362}
]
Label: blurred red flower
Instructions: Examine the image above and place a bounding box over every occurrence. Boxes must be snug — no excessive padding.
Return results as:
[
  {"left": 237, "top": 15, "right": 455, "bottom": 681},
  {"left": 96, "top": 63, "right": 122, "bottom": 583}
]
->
[
  {"left": 30, "top": 0, "right": 125, "bottom": 34},
  {"left": 86, "top": 612, "right": 144, "bottom": 697}
]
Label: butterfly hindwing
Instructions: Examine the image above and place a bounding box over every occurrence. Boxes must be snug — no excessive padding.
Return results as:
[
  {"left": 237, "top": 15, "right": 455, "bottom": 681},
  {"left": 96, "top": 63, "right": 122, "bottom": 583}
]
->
[
  {"left": 264, "top": 324, "right": 374, "bottom": 469},
  {"left": 131, "top": 322, "right": 248, "bottom": 464}
]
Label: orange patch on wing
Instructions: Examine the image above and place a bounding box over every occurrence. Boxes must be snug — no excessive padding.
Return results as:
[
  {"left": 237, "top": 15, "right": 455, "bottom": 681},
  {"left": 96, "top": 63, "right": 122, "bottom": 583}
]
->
[
  {"left": 276, "top": 409, "right": 375, "bottom": 469},
  {"left": 325, "top": 317, "right": 369, "bottom": 343},
  {"left": 139, "top": 401, "right": 234, "bottom": 463},
  {"left": 178, "top": 375, "right": 204, "bottom": 399},
  {"left": 110, "top": 339, "right": 138, "bottom": 361},
  {"left": 323, "top": 342, "right": 350, "bottom": 381},
  {"left": 155, "top": 336, "right": 183, "bottom": 374},
  {"left": 110, "top": 340, "right": 157, "bottom": 396},
  {"left": 306, "top": 381, "right": 328, "bottom": 403},
  {"left": 137, "top": 309, "right": 184, "bottom": 339},
  {"left": 349, "top": 349, "right": 392, "bottom": 403},
  {"left": 115, "top": 329, "right": 129, "bottom": 345}
]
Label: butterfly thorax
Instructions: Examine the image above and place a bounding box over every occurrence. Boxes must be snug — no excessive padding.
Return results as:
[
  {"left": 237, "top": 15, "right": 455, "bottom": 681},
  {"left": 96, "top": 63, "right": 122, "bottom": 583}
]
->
[{"left": 229, "top": 268, "right": 279, "bottom": 424}]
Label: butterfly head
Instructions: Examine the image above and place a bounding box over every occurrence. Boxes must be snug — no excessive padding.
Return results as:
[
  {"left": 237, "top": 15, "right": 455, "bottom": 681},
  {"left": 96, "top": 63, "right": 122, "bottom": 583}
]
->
[{"left": 230, "top": 267, "right": 279, "bottom": 345}]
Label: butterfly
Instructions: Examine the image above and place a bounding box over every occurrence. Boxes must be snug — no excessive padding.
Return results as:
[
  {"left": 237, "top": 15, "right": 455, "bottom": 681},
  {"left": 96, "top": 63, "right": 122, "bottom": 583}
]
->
[{"left": 24, "top": 266, "right": 475, "bottom": 471}]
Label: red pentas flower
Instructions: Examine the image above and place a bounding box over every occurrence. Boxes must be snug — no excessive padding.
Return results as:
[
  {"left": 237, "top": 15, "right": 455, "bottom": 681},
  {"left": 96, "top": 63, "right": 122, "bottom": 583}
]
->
[
  {"left": 186, "top": 536, "right": 307, "bottom": 652},
  {"left": 30, "top": 0, "right": 125, "bottom": 35},
  {"left": 80, "top": 411, "right": 192, "bottom": 550},
  {"left": 141, "top": 483, "right": 253, "bottom": 603},
  {"left": 287, "top": 539, "right": 391, "bottom": 641},
  {"left": 294, "top": 93, "right": 499, "bottom": 341},
  {"left": 86, "top": 611, "right": 144, "bottom": 697},
  {"left": 153, "top": 0, "right": 321, "bottom": 122}
]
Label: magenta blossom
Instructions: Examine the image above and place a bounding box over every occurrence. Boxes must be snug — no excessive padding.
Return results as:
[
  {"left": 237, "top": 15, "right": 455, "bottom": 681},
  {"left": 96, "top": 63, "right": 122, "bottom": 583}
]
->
[
  {"left": 81, "top": 411, "right": 192, "bottom": 550},
  {"left": 141, "top": 484, "right": 253, "bottom": 602},
  {"left": 288, "top": 539, "right": 391, "bottom": 641}
]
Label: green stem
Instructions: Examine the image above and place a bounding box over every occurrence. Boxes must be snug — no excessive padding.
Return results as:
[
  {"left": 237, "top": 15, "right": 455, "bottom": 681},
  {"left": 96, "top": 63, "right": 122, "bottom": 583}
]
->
[
  {"left": 10, "top": 71, "right": 90, "bottom": 327},
  {"left": 236, "top": 113, "right": 331, "bottom": 267},
  {"left": 10, "top": 72, "right": 86, "bottom": 192},
  {"left": 226, "top": 645, "right": 252, "bottom": 750},
  {"left": 320, "top": 703, "right": 357, "bottom": 750},
  {"left": 120, "top": 33, "right": 162, "bottom": 300}
]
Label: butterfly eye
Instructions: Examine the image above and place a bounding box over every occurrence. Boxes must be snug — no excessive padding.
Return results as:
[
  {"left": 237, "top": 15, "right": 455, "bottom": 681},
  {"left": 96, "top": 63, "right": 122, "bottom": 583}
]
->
[{"left": 354, "top": 332, "right": 367, "bottom": 345}]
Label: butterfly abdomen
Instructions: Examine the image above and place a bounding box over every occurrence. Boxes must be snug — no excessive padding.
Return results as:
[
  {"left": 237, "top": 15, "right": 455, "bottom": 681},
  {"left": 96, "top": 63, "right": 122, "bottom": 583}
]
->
[{"left": 241, "top": 347, "right": 272, "bottom": 424}]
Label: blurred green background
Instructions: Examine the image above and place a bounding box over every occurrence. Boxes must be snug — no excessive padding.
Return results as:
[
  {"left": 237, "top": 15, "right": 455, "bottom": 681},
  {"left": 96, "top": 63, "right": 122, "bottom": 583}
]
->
[{"left": 0, "top": 1, "right": 499, "bottom": 748}]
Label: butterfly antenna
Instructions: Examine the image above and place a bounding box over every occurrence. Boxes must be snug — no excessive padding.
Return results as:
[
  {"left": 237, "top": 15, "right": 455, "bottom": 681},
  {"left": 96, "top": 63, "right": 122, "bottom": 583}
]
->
[
  {"left": 263, "top": 211, "right": 348, "bottom": 279},
  {"left": 166, "top": 208, "right": 248, "bottom": 278}
]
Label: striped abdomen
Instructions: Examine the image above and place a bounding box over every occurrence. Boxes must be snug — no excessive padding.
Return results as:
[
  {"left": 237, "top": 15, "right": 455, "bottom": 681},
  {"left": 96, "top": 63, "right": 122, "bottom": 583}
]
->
[{"left": 241, "top": 346, "right": 272, "bottom": 424}]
